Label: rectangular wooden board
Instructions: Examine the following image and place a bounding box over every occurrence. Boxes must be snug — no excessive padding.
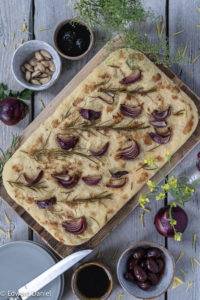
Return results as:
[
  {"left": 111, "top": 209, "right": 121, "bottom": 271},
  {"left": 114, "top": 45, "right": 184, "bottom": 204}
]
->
[{"left": 1, "top": 38, "right": 200, "bottom": 257}]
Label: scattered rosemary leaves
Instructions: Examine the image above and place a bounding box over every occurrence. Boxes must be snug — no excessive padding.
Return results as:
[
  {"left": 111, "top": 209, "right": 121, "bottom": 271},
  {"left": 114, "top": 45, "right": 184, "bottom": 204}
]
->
[
  {"left": 0, "top": 135, "right": 21, "bottom": 183},
  {"left": 8, "top": 180, "right": 47, "bottom": 192},
  {"left": 70, "top": 191, "right": 113, "bottom": 204},
  {"left": 192, "top": 233, "right": 198, "bottom": 252}
]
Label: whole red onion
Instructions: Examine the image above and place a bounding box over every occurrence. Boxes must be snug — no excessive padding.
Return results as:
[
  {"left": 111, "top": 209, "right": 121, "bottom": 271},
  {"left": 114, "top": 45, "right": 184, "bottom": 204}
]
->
[
  {"left": 154, "top": 206, "right": 188, "bottom": 237},
  {"left": 0, "top": 97, "right": 28, "bottom": 125}
]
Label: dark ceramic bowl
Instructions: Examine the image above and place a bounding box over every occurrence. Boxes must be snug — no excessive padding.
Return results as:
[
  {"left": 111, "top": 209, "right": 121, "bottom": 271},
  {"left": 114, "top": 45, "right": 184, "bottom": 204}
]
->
[
  {"left": 53, "top": 19, "right": 94, "bottom": 60},
  {"left": 71, "top": 261, "right": 113, "bottom": 300},
  {"left": 117, "top": 241, "right": 175, "bottom": 299}
]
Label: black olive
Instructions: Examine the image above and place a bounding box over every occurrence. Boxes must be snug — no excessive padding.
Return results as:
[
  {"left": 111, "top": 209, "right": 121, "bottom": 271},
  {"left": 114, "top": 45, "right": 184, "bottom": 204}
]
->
[
  {"left": 148, "top": 272, "right": 160, "bottom": 285},
  {"left": 128, "top": 259, "right": 138, "bottom": 270},
  {"left": 133, "top": 265, "right": 147, "bottom": 282},
  {"left": 132, "top": 248, "right": 146, "bottom": 260},
  {"left": 157, "top": 258, "right": 165, "bottom": 272},
  {"left": 146, "top": 247, "right": 163, "bottom": 258},
  {"left": 140, "top": 260, "right": 147, "bottom": 270},
  {"left": 146, "top": 258, "right": 159, "bottom": 273},
  {"left": 124, "top": 272, "right": 135, "bottom": 282},
  {"left": 75, "top": 38, "right": 87, "bottom": 51},
  {"left": 137, "top": 280, "right": 152, "bottom": 290}
]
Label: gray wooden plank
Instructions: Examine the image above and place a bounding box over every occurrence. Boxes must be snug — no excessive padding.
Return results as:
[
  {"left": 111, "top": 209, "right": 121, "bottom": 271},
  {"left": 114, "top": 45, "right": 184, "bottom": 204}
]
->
[
  {"left": 168, "top": 1, "right": 200, "bottom": 299},
  {"left": 0, "top": 0, "right": 33, "bottom": 244}
]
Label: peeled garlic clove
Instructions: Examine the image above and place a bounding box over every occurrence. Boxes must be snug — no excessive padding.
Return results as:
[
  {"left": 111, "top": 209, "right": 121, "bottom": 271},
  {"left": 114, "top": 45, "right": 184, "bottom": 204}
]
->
[
  {"left": 39, "top": 73, "right": 48, "bottom": 78},
  {"left": 32, "top": 70, "right": 41, "bottom": 78},
  {"left": 29, "top": 58, "right": 37, "bottom": 66},
  {"left": 31, "top": 79, "right": 41, "bottom": 85},
  {"left": 41, "top": 60, "right": 50, "bottom": 67},
  {"left": 24, "top": 63, "right": 34, "bottom": 72},
  {"left": 45, "top": 68, "right": 52, "bottom": 75},
  {"left": 21, "top": 66, "right": 26, "bottom": 73},
  {"left": 40, "top": 76, "right": 51, "bottom": 84},
  {"left": 25, "top": 71, "right": 31, "bottom": 81},
  {"left": 35, "top": 51, "right": 44, "bottom": 61},
  {"left": 40, "top": 50, "right": 51, "bottom": 60}
]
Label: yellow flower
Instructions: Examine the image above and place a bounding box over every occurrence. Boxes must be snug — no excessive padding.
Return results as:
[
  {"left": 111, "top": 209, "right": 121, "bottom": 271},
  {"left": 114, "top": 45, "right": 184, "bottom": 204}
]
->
[
  {"left": 184, "top": 186, "right": 194, "bottom": 196},
  {"left": 144, "top": 156, "right": 156, "bottom": 167},
  {"left": 147, "top": 180, "right": 156, "bottom": 192},
  {"left": 161, "top": 183, "right": 170, "bottom": 191},
  {"left": 165, "top": 150, "right": 172, "bottom": 161},
  {"left": 174, "top": 232, "right": 182, "bottom": 242},
  {"left": 170, "top": 219, "right": 177, "bottom": 226},
  {"left": 139, "top": 194, "right": 150, "bottom": 209},
  {"left": 168, "top": 176, "right": 178, "bottom": 189},
  {"left": 156, "top": 192, "right": 165, "bottom": 201}
]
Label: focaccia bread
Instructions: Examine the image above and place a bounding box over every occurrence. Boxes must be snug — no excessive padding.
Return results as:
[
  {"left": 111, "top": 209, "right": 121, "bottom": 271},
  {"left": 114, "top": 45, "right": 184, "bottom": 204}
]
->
[{"left": 3, "top": 48, "right": 198, "bottom": 246}]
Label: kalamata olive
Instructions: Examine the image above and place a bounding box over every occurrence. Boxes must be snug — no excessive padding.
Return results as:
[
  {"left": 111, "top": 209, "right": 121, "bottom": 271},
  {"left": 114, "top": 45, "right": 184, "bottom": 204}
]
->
[
  {"left": 146, "top": 247, "right": 163, "bottom": 258},
  {"left": 140, "top": 260, "right": 147, "bottom": 270},
  {"left": 136, "top": 281, "right": 152, "bottom": 290},
  {"left": 146, "top": 258, "right": 159, "bottom": 273},
  {"left": 157, "top": 258, "right": 165, "bottom": 272},
  {"left": 128, "top": 259, "right": 138, "bottom": 270},
  {"left": 0, "top": 97, "right": 28, "bottom": 125},
  {"left": 124, "top": 272, "right": 135, "bottom": 282},
  {"left": 133, "top": 265, "right": 147, "bottom": 282},
  {"left": 132, "top": 248, "right": 146, "bottom": 260},
  {"left": 148, "top": 272, "right": 160, "bottom": 285}
]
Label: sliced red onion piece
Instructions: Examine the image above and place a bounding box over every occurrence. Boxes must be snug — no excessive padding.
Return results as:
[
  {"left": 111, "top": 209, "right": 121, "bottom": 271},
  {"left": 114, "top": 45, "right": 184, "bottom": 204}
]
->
[
  {"left": 110, "top": 170, "right": 129, "bottom": 178},
  {"left": 117, "top": 141, "right": 140, "bottom": 160},
  {"left": 120, "top": 69, "right": 141, "bottom": 85},
  {"left": 120, "top": 104, "right": 143, "bottom": 118},
  {"left": 149, "top": 118, "right": 167, "bottom": 128},
  {"left": 90, "top": 142, "right": 109, "bottom": 157},
  {"left": 23, "top": 170, "right": 43, "bottom": 187},
  {"left": 62, "top": 217, "right": 87, "bottom": 235},
  {"left": 106, "top": 177, "right": 127, "bottom": 188},
  {"left": 52, "top": 172, "right": 80, "bottom": 189},
  {"left": 36, "top": 197, "right": 56, "bottom": 209},
  {"left": 149, "top": 129, "right": 171, "bottom": 144},
  {"left": 79, "top": 108, "right": 101, "bottom": 121},
  {"left": 152, "top": 107, "right": 171, "bottom": 121},
  {"left": 82, "top": 175, "right": 102, "bottom": 186},
  {"left": 56, "top": 135, "right": 79, "bottom": 150}
]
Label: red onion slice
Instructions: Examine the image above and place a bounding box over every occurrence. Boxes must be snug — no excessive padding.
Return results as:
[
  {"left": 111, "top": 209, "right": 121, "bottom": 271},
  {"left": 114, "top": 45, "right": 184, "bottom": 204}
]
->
[
  {"left": 90, "top": 142, "right": 109, "bottom": 157},
  {"left": 52, "top": 172, "right": 80, "bottom": 189},
  {"left": 106, "top": 177, "right": 127, "bottom": 188},
  {"left": 120, "top": 104, "right": 143, "bottom": 118},
  {"left": 82, "top": 175, "right": 102, "bottom": 186},
  {"left": 56, "top": 135, "right": 79, "bottom": 150},
  {"left": 62, "top": 217, "right": 87, "bottom": 235},
  {"left": 117, "top": 141, "right": 140, "bottom": 160},
  {"left": 149, "top": 118, "right": 167, "bottom": 128},
  {"left": 36, "top": 197, "right": 56, "bottom": 209},
  {"left": 110, "top": 170, "right": 129, "bottom": 178},
  {"left": 23, "top": 170, "right": 43, "bottom": 187},
  {"left": 120, "top": 69, "right": 141, "bottom": 85},
  {"left": 149, "top": 129, "right": 171, "bottom": 144},
  {"left": 79, "top": 108, "right": 101, "bottom": 121},
  {"left": 152, "top": 107, "right": 171, "bottom": 121}
]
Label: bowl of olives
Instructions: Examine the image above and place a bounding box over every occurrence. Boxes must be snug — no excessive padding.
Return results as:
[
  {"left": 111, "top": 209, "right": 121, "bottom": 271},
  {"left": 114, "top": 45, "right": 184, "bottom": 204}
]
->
[{"left": 117, "top": 241, "right": 175, "bottom": 299}]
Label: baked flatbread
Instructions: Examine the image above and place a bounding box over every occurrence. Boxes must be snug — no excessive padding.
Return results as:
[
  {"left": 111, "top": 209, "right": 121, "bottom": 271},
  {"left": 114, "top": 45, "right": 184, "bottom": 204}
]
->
[{"left": 3, "top": 48, "right": 198, "bottom": 245}]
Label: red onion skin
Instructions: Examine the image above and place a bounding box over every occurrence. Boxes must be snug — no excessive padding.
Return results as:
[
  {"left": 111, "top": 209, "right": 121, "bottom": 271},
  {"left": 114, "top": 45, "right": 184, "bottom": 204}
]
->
[
  {"left": 149, "top": 118, "right": 167, "bottom": 128},
  {"left": 120, "top": 70, "right": 141, "bottom": 85},
  {"left": 52, "top": 173, "right": 80, "bottom": 189},
  {"left": 154, "top": 206, "right": 188, "bottom": 237},
  {"left": 152, "top": 107, "right": 171, "bottom": 121},
  {"left": 0, "top": 97, "right": 28, "bottom": 126},
  {"left": 117, "top": 141, "right": 140, "bottom": 160},
  {"left": 110, "top": 170, "right": 129, "bottom": 178},
  {"left": 23, "top": 170, "right": 43, "bottom": 186},
  {"left": 79, "top": 108, "right": 101, "bottom": 121},
  {"left": 149, "top": 130, "right": 171, "bottom": 144},
  {"left": 82, "top": 176, "right": 102, "bottom": 186},
  {"left": 90, "top": 142, "right": 109, "bottom": 157},
  {"left": 36, "top": 197, "right": 57, "bottom": 209},
  {"left": 62, "top": 217, "right": 87, "bottom": 235},
  {"left": 120, "top": 104, "right": 143, "bottom": 118},
  {"left": 56, "top": 135, "right": 79, "bottom": 150},
  {"left": 106, "top": 177, "right": 127, "bottom": 188}
]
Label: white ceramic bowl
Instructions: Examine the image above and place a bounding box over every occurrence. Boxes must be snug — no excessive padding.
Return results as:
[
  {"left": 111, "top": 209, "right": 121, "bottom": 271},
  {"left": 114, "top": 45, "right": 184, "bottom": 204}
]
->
[
  {"left": 117, "top": 241, "right": 175, "bottom": 299},
  {"left": 12, "top": 40, "right": 62, "bottom": 91}
]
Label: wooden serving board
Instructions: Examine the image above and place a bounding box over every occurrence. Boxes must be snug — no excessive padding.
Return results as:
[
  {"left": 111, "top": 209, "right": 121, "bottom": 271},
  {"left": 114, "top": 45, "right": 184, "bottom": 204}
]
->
[{"left": 1, "top": 38, "right": 200, "bottom": 258}]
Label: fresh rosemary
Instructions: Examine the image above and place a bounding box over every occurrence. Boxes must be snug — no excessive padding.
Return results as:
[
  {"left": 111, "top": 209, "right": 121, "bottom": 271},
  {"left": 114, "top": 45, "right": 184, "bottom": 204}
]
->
[
  {"left": 0, "top": 135, "right": 22, "bottom": 183},
  {"left": 8, "top": 180, "right": 47, "bottom": 192},
  {"left": 70, "top": 191, "right": 113, "bottom": 204}
]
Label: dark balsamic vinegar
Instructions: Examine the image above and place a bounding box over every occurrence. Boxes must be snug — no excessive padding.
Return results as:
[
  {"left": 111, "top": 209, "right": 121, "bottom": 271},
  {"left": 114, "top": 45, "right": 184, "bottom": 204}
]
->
[
  {"left": 76, "top": 265, "right": 110, "bottom": 298},
  {"left": 56, "top": 22, "right": 91, "bottom": 57}
]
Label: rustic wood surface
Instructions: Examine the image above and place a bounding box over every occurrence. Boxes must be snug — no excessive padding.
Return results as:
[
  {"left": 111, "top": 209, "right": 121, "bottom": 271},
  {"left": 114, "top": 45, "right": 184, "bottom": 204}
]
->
[{"left": 0, "top": 1, "right": 200, "bottom": 299}]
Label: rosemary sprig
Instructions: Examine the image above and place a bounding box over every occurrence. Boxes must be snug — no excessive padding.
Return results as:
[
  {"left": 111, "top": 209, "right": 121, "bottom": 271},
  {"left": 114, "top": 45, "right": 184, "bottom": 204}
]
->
[
  {"left": 70, "top": 191, "right": 113, "bottom": 204},
  {"left": 0, "top": 135, "right": 21, "bottom": 183},
  {"left": 30, "top": 148, "right": 98, "bottom": 165},
  {"left": 8, "top": 180, "right": 47, "bottom": 192}
]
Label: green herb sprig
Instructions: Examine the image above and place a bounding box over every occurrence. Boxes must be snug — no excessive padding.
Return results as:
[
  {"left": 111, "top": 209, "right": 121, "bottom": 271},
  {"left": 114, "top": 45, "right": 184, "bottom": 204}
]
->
[
  {"left": 0, "top": 135, "right": 21, "bottom": 183},
  {"left": 0, "top": 84, "right": 32, "bottom": 103}
]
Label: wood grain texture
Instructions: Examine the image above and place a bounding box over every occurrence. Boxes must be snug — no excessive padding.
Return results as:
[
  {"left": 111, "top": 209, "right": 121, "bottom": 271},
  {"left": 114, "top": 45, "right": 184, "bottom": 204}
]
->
[
  {"left": 167, "top": 1, "right": 200, "bottom": 300},
  {"left": 0, "top": 0, "right": 33, "bottom": 244}
]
